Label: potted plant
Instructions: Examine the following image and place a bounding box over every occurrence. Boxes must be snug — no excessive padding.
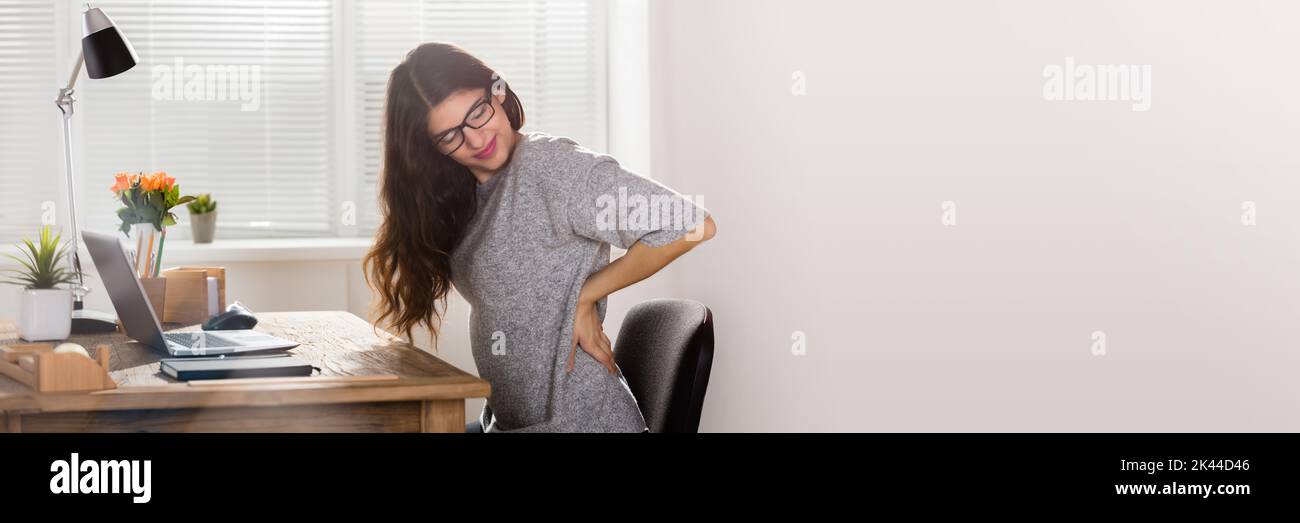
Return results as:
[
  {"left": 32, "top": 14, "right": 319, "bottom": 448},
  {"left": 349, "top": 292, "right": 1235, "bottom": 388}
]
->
[
  {"left": 2, "top": 225, "right": 78, "bottom": 341},
  {"left": 187, "top": 193, "right": 218, "bottom": 244}
]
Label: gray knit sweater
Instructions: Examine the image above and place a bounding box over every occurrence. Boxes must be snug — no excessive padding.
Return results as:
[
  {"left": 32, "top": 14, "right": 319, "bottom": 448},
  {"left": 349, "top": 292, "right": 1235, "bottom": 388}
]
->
[{"left": 449, "top": 131, "right": 708, "bottom": 432}]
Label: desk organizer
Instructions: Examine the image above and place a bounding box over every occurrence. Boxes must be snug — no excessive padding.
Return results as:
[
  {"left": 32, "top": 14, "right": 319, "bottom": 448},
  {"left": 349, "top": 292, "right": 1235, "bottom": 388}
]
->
[
  {"left": 128, "top": 266, "right": 227, "bottom": 327},
  {"left": 0, "top": 342, "right": 117, "bottom": 392}
]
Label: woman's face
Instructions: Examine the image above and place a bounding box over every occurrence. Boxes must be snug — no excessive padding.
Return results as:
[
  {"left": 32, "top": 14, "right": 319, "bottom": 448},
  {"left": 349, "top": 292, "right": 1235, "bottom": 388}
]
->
[{"left": 427, "top": 87, "right": 514, "bottom": 173}]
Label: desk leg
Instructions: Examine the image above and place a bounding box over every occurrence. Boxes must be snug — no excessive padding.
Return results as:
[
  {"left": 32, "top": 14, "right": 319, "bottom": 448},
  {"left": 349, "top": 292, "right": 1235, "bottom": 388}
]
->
[
  {"left": 420, "top": 400, "right": 464, "bottom": 433},
  {"left": 2, "top": 412, "right": 20, "bottom": 433}
]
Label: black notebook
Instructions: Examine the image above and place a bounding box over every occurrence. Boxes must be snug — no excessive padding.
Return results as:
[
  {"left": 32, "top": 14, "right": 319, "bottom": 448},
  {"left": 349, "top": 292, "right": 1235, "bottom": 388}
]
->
[{"left": 161, "top": 353, "right": 314, "bottom": 381}]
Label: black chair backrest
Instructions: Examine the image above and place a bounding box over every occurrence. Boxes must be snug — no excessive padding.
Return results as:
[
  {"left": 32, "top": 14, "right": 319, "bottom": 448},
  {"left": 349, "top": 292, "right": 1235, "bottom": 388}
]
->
[{"left": 613, "top": 299, "right": 714, "bottom": 433}]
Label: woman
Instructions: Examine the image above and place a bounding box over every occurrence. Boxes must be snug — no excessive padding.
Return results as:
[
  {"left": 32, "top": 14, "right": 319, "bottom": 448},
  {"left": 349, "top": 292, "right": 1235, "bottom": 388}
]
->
[{"left": 363, "top": 43, "right": 716, "bottom": 432}]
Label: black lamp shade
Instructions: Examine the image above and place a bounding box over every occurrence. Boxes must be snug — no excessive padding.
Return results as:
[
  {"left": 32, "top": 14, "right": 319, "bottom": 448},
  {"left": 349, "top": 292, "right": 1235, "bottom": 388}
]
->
[{"left": 82, "top": 8, "right": 137, "bottom": 79}]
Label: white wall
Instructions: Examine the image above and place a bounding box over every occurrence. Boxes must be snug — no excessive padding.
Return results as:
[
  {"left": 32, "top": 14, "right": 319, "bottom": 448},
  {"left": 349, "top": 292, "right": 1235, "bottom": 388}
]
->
[{"left": 647, "top": 0, "right": 1300, "bottom": 431}]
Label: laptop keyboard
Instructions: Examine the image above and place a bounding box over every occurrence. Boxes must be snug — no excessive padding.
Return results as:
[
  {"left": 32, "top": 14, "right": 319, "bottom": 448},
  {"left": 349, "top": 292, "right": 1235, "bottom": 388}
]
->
[{"left": 163, "top": 331, "right": 239, "bottom": 348}]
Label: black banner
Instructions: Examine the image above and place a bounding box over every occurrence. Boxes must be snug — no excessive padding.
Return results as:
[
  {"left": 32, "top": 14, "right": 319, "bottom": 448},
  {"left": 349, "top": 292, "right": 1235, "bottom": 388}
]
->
[{"left": 2, "top": 433, "right": 1294, "bottom": 511}]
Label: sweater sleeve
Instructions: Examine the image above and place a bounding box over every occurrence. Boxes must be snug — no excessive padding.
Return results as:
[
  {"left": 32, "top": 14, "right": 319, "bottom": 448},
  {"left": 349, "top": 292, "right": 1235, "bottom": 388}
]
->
[{"left": 565, "top": 156, "right": 710, "bottom": 249}]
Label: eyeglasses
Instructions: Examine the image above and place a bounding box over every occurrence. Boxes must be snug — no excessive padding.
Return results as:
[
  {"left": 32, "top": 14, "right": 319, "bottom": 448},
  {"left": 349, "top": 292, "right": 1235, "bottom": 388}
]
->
[{"left": 433, "top": 88, "right": 496, "bottom": 155}]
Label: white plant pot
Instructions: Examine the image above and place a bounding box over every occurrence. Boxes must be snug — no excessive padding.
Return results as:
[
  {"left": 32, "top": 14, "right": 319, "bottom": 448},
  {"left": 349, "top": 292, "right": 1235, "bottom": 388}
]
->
[{"left": 17, "top": 287, "right": 73, "bottom": 342}]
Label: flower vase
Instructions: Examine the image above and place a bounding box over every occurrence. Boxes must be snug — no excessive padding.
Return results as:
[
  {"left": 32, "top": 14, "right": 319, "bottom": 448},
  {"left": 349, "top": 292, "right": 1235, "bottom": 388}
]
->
[{"left": 127, "top": 222, "right": 165, "bottom": 278}]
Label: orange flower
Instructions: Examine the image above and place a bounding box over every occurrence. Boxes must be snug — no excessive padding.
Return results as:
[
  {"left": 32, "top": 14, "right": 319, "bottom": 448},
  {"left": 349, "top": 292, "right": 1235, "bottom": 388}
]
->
[
  {"left": 109, "top": 172, "right": 140, "bottom": 193},
  {"left": 138, "top": 171, "right": 174, "bottom": 192},
  {"left": 156, "top": 172, "right": 175, "bottom": 192},
  {"left": 111, "top": 171, "right": 177, "bottom": 194},
  {"left": 110, "top": 173, "right": 130, "bottom": 193}
]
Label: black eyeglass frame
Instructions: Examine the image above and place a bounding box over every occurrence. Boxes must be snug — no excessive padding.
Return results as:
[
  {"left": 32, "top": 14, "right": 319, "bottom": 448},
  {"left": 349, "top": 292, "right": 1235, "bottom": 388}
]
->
[{"left": 433, "top": 87, "right": 496, "bottom": 155}]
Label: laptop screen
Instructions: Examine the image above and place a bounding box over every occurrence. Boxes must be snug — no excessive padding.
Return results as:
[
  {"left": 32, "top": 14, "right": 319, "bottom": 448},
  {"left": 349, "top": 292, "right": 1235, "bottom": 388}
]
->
[{"left": 81, "top": 229, "right": 168, "bottom": 351}]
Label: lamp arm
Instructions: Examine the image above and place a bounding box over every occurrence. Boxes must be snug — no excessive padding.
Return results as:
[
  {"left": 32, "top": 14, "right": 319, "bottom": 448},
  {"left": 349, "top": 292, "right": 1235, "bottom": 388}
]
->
[
  {"left": 64, "top": 51, "right": 84, "bottom": 94},
  {"left": 56, "top": 50, "right": 88, "bottom": 304}
]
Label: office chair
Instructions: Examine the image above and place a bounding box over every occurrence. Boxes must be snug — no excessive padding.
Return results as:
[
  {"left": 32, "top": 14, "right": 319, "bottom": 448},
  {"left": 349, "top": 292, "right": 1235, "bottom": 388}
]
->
[
  {"left": 613, "top": 299, "right": 715, "bottom": 433},
  {"left": 464, "top": 298, "right": 715, "bottom": 433}
]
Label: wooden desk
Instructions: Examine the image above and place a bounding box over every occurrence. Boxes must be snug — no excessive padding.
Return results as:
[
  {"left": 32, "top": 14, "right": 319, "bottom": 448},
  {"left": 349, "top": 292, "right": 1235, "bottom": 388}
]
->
[{"left": 0, "top": 311, "right": 489, "bottom": 433}]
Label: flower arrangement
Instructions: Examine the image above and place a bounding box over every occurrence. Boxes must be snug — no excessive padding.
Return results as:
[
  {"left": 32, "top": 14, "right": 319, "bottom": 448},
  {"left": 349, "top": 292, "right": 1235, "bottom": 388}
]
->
[
  {"left": 110, "top": 171, "right": 195, "bottom": 277},
  {"left": 110, "top": 171, "right": 195, "bottom": 234}
]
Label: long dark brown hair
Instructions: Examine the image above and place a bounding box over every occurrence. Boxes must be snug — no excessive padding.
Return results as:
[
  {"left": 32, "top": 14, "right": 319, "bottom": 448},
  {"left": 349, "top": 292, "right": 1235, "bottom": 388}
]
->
[{"left": 363, "top": 42, "right": 525, "bottom": 345}]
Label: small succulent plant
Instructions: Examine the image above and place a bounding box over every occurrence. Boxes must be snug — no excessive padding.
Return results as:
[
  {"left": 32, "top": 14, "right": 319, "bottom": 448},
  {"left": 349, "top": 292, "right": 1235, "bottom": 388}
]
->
[{"left": 187, "top": 193, "right": 218, "bottom": 215}]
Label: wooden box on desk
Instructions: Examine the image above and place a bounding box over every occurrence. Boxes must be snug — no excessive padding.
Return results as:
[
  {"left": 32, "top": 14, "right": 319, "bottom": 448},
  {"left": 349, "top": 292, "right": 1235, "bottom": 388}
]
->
[
  {"left": 126, "top": 266, "right": 226, "bottom": 328},
  {"left": 0, "top": 343, "right": 116, "bottom": 393}
]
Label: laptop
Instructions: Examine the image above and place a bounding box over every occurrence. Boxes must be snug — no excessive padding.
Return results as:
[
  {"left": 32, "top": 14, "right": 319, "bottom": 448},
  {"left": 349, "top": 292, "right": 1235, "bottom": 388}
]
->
[{"left": 82, "top": 229, "right": 299, "bottom": 356}]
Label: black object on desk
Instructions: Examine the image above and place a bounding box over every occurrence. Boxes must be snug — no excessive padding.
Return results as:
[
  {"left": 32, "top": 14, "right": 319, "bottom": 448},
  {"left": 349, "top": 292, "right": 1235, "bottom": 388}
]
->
[
  {"left": 161, "top": 353, "right": 314, "bottom": 381},
  {"left": 203, "top": 301, "right": 258, "bottom": 331}
]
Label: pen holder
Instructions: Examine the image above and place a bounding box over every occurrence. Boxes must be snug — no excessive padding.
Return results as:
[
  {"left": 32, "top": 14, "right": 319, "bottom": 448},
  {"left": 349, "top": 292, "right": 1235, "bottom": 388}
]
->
[
  {"left": 139, "top": 277, "right": 168, "bottom": 322},
  {"left": 161, "top": 266, "right": 226, "bottom": 324},
  {"left": 120, "top": 266, "right": 227, "bottom": 329}
]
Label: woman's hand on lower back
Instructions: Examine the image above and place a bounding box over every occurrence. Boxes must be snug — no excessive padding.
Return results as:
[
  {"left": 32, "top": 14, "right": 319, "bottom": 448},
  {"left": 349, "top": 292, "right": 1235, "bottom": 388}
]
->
[{"left": 569, "top": 300, "right": 616, "bottom": 375}]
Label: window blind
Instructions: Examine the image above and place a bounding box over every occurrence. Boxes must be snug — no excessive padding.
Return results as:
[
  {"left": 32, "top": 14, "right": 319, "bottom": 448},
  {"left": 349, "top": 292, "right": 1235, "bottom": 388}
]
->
[
  {"left": 80, "top": 0, "right": 335, "bottom": 240},
  {"left": 0, "top": 0, "right": 61, "bottom": 244},
  {"left": 0, "top": 0, "right": 607, "bottom": 243}
]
